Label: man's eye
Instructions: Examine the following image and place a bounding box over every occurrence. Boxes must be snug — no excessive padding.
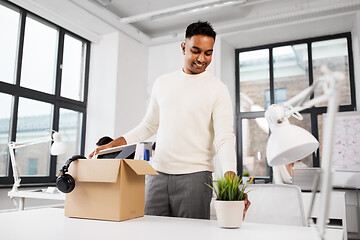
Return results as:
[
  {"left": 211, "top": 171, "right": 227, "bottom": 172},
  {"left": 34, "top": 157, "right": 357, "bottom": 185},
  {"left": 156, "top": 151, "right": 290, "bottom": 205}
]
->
[
  {"left": 191, "top": 50, "right": 200, "bottom": 54},
  {"left": 205, "top": 52, "right": 212, "bottom": 56}
]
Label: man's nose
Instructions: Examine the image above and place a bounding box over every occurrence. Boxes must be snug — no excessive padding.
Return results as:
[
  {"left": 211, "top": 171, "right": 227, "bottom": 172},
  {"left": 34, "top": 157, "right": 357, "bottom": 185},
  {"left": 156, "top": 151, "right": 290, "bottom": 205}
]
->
[{"left": 197, "top": 53, "right": 205, "bottom": 62}]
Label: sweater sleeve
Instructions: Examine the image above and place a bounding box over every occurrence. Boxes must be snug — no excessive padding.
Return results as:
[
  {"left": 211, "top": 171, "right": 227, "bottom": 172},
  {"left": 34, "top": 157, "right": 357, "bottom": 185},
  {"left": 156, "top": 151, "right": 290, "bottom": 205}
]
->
[
  {"left": 212, "top": 84, "right": 237, "bottom": 174},
  {"left": 122, "top": 81, "right": 160, "bottom": 144}
]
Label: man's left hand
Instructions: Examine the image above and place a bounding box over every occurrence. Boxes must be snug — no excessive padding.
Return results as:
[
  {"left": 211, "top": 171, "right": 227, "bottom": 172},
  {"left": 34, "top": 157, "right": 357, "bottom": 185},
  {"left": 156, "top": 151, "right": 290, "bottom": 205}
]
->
[{"left": 223, "top": 171, "right": 251, "bottom": 220}]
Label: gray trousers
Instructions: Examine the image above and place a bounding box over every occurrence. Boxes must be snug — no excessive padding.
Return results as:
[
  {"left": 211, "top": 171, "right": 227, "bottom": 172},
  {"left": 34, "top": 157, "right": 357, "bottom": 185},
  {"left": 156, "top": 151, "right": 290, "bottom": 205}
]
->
[{"left": 145, "top": 171, "right": 213, "bottom": 219}]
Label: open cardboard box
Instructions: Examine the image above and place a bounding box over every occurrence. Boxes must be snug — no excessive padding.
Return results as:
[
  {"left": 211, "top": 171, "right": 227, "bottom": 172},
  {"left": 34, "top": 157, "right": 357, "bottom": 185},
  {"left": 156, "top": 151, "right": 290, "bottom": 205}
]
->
[{"left": 65, "top": 158, "right": 158, "bottom": 221}]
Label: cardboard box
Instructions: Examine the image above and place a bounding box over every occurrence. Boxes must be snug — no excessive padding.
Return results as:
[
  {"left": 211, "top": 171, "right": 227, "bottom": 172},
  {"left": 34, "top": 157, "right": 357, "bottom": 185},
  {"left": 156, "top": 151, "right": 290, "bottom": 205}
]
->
[{"left": 65, "top": 158, "right": 158, "bottom": 221}]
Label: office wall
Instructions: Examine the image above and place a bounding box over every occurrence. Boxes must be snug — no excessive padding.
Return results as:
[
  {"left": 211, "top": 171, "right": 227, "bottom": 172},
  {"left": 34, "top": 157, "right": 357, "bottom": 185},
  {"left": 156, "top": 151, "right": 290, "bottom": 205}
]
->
[
  {"left": 114, "top": 33, "right": 148, "bottom": 137},
  {"left": 217, "top": 38, "right": 236, "bottom": 116},
  {"left": 85, "top": 32, "right": 119, "bottom": 154},
  {"left": 85, "top": 32, "right": 148, "bottom": 155}
]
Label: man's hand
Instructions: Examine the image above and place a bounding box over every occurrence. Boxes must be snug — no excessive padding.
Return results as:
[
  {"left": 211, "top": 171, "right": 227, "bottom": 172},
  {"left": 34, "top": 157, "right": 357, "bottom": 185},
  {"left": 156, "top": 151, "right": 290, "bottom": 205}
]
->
[
  {"left": 88, "top": 137, "right": 127, "bottom": 158},
  {"left": 223, "top": 171, "right": 251, "bottom": 220},
  {"left": 89, "top": 144, "right": 110, "bottom": 159},
  {"left": 224, "top": 171, "right": 236, "bottom": 179},
  {"left": 243, "top": 193, "right": 251, "bottom": 220}
]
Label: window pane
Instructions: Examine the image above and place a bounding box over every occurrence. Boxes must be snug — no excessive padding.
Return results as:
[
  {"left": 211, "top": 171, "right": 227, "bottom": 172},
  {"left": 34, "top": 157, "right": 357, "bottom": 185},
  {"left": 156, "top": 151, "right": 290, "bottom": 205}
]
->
[
  {"left": 288, "top": 113, "right": 313, "bottom": 167},
  {"left": 0, "top": 93, "right": 12, "bottom": 176},
  {"left": 273, "top": 44, "right": 309, "bottom": 103},
  {"left": 312, "top": 38, "right": 351, "bottom": 106},
  {"left": 239, "top": 49, "right": 269, "bottom": 112},
  {"left": 265, "top": 88, "right": 287, "bottom": 109},
  {"left": 242, "top": 118, "right": 269, "bottom": 177},
  {"left": 20, "top": 16, "right": 58, "bottom": 94},
  {"left": 56, "top": 108, "right": 83, "bottom": 174},
  {"left": 0, "top": 4, "right": 19, "bottom": 84},
  {"left": 16, "top": 98, "right": 53, "bottom": 176},
  {"left": 61, "top": 34, "right": 86, "bottom": 101}
]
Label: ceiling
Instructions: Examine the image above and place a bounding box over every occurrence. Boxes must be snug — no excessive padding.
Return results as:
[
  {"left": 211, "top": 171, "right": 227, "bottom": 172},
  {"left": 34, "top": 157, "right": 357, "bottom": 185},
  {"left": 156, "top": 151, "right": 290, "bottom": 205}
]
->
[{"left": 7, "top": 0, "right": 360, "bottom": 47}]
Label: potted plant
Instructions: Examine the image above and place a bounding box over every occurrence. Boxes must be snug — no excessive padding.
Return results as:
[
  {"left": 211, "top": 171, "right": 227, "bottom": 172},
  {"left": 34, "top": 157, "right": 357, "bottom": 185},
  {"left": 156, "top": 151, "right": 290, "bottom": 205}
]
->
[
  {"left": 206, "top": 174, "right": 253, "bottom": 228},
  {"left": 242, "top": 171, "right": 250, "bottom": 184}
]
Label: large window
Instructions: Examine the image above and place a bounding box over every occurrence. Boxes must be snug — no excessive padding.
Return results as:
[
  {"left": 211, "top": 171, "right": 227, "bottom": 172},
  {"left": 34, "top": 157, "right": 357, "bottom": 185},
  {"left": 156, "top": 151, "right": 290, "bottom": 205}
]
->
[
  {"left": 0, "top": 1, "right": 90, "bottom": 186},
  {"left": 236, "top": 33, "right": 356, "bottom": 181}
]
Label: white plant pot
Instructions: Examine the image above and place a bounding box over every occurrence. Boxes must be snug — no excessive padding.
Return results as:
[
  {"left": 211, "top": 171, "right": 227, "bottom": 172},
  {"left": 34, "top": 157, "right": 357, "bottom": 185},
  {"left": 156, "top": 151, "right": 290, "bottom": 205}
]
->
[{"left": 214, "top": 200, "right": 245, "bottom": 228}]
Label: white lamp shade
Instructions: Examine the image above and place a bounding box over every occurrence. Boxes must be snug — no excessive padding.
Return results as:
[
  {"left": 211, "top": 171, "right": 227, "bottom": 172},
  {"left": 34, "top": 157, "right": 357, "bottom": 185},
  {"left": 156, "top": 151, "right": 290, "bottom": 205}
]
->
[
  {"left": 51, "top": 132, "right": 67, "bottom": 155},
  {"left": 266, "top": 124, "right": 319, "bottom": 166}
]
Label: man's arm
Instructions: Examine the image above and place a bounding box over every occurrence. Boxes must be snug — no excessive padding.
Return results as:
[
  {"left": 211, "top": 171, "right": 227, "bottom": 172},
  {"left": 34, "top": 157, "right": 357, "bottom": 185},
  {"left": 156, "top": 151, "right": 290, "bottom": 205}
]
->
[
  {"left": 89, "top": 137, "right": 127, "bottom": 158},
  {"left": 88, "top": 79, "right": 160, "bottom": 158},
  {"left": 213, "top": 83, "right": 250, "bottom": 219},
  {"left": 212, "top": 83, "right": 237, "bottom": 174}
]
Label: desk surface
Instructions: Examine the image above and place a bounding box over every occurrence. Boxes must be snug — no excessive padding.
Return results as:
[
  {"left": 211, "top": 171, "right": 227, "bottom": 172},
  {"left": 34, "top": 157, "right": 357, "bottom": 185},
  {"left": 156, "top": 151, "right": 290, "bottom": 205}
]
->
[{"left": 0, "top": 208, "right": 343, "bottom": 240}]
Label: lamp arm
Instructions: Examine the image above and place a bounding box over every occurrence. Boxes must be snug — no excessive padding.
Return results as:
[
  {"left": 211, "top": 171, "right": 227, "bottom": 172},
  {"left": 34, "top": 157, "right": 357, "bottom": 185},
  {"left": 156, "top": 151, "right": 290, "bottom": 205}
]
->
[
  {"left": 283, "top": 80, "right": 320, "bottom": 108},
  {"left": 317, "top": 75, "right": 339, "bottom": 239},
  {"left": 9, "top": 136, "right": 52, "bottom": 149},
  {"left": 8, "top": 144, "right": 21, "bottom": 193},
  {"left": 8, "top": 136, "right": 52, "bottom": 192},
  {"left": 281, "top": 76, "right": 334, "bottom": 119},
  {"left": 283, "top": 73, "right": 339, "bottom": 239},
  {"left": 265, "top": 76, "right": 333, "bottom": 131}
]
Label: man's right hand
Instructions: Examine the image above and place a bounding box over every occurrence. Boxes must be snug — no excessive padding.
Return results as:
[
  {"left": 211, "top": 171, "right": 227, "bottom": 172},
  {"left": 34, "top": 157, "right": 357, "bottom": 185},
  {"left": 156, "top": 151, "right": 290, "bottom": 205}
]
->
[
  {"left": 88, "top": 137, "right": 127, "bottom": 159},
  {"left": 89, "top": 144, "right": 110, "bottom": 159}
]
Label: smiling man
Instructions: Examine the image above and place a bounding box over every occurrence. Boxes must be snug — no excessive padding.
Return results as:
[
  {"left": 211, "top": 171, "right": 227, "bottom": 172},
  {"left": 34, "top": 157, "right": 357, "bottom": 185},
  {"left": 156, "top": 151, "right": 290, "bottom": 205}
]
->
[
  {"left": 90, "top": 21, "right": 249, "bottom": 219},
  {"left": 181, "top": 32, "right": 214, "bottom": 74}
]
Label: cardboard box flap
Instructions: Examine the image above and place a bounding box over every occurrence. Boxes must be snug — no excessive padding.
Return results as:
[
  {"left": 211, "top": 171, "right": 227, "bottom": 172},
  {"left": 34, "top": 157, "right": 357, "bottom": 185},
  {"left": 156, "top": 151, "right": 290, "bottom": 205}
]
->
[
  {"left": 70, "top": 159, "right": 121, "bottom": 183},
  {"left": 123, "top": 159, "right": 158, "bottom": 176}
]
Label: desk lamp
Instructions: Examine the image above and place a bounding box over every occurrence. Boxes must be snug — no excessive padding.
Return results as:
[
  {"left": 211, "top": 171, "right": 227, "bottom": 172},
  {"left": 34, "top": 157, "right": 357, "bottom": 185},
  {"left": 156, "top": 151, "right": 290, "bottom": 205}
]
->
[
  {"left": 8, "top": 130, "right": 67, "bottom": 193},
  {"left": 265, "top": 65, "right": 342, "bottom": 240}
]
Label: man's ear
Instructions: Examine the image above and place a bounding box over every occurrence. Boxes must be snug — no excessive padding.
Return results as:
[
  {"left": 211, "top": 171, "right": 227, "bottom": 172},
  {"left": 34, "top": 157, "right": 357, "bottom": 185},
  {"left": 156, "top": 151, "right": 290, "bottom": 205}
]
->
[{"left": 181, "top": 42, "right": 185, "bottom": 55}]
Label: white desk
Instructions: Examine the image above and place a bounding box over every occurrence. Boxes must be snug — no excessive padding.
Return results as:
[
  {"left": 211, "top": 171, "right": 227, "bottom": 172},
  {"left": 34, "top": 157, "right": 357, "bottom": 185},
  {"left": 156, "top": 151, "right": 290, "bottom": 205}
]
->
[
  {"left": 8, "top": 189, "right": 65, "bottom": 210},
  {"left": 0, "top": 208, "right": 343, "bottom": 240}
]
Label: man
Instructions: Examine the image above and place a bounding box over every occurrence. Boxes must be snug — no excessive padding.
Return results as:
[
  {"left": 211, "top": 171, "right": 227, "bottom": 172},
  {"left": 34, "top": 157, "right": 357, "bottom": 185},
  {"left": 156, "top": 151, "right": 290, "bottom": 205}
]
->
[{"left": 90, "top": 21, "right": 250, "bottom": 219}]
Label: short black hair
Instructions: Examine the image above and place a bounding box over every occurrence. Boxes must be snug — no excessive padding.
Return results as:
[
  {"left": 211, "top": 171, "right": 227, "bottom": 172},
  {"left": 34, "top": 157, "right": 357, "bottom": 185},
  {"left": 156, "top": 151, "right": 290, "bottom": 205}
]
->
[
  {"left": 96, "top": 136, "right": 113, "bottom": 146},
  {"left": 185, "top": 21, "right": 216, "bottom": 41}
]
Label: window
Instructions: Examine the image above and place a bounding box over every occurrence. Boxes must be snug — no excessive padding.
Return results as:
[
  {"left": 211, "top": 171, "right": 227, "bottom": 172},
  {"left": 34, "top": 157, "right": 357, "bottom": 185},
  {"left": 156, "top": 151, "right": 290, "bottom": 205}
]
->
[
  {"left": 0, "top": 93, "right": 12, "bottom": 177},
  {"left": 236, "top": 33, "right": 356, "bottom": 181},
  {"left": 0, "top": 2, "right": 19, "bottom": 84},
  {"left": 265, "top": 88, "right": 287, "bottom": 109},
  {"left": 57, "top": 108, "right": 83, "bottom": 173},
  {"left": 20, "top": 15, "right": 58, "bottom": 94},
  {"left": 0, "top": 0, "right": 90, "bottom": 186},
  {"left": 27, "top": 158, "right": 38, "bottom": 175}
]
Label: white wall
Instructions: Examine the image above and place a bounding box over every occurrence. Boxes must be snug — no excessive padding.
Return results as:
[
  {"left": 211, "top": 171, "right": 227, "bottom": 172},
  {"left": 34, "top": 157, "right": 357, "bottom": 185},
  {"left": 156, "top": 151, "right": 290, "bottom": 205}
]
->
[
  {"left": 217, "top": 38, "right": 236, "bottom": 115},
  {"left": 114, "top": 34, "right": 148, "bottom": 137},
  {"left": 85, "top": 32, "right": 148, "bottom": 155},
  {"left": 85, "top": 32, "right": 119, "bottom": 154},
  {"left": 147, "top": 41, "right": 183, "bottom": 105}
]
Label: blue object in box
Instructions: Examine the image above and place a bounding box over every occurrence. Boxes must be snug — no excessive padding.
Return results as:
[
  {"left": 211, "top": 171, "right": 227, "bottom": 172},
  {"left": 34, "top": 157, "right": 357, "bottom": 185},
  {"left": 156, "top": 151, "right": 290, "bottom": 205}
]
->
[{"left": 144, "top": 149, "right": 150, "bottom": 161}]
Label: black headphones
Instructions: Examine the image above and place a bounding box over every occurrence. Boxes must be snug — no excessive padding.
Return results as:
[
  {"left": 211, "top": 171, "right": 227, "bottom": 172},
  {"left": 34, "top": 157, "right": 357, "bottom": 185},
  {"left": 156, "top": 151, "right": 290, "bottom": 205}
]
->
[{"left": 56, "top": 155, "right": 86, "bottom": 193}]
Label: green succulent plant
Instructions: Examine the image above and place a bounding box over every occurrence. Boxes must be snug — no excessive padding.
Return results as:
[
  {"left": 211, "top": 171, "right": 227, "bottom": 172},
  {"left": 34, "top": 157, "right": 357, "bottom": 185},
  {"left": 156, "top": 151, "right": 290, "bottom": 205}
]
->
[{"left": 206, "top": 174, "right": 253, "bottom": 201}]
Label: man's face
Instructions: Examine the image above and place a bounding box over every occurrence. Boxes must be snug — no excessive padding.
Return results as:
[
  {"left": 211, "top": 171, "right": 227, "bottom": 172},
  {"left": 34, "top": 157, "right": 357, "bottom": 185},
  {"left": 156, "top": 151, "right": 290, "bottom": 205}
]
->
[{"left": 181, "top": 35, "right": 214, "bottom": 75}]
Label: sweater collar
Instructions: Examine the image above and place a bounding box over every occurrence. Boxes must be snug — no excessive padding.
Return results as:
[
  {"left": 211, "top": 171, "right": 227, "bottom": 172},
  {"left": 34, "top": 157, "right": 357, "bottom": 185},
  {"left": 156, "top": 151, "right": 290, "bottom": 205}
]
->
[{"left": 180, "top": 68, "right": 208, "bottom": 79}]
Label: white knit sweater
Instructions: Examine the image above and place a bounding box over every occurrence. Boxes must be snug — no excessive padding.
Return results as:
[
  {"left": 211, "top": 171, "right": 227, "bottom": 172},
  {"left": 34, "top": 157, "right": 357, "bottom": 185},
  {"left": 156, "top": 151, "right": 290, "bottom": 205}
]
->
[{"left": 123, "top": 69, "right": 236, "bottom": 174}]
